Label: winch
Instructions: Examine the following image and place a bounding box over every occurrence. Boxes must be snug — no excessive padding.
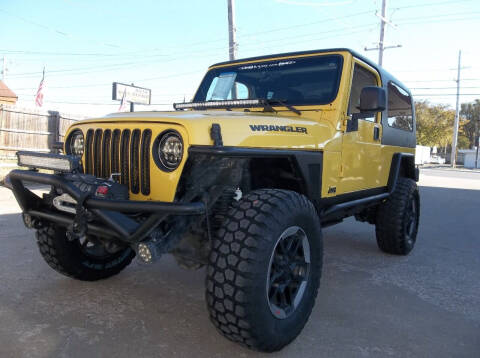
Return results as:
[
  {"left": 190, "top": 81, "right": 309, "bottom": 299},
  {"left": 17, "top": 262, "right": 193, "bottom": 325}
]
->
[{"left": 52, "top": 173, "right": 129, "bottom": 214}]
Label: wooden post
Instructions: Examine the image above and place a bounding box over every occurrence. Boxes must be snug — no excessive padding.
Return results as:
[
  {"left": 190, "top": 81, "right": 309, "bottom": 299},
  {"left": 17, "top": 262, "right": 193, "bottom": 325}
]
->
[{"left": 48, "top": 110, "right": 60, "bottom": 153}]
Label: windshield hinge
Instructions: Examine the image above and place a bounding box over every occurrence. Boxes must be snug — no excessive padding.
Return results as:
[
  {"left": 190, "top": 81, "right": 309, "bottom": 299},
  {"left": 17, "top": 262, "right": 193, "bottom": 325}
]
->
[{"left": 210, "top": 123, "right": 223, "bottom": 147}]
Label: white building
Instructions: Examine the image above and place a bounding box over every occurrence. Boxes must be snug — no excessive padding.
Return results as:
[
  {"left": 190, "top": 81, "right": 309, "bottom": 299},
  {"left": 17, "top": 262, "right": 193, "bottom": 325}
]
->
[
  {"left": 463, "top": 149, "right": 479, "bottom": 169},
  {"left": 415, "top": 145, "right": 431, "bottom": 165}
]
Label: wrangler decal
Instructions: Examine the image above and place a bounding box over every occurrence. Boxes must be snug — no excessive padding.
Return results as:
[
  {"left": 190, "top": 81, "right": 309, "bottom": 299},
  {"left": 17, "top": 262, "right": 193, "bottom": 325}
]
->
[{"left": 249, "top": 124, "right": 308, "bottom": 134}]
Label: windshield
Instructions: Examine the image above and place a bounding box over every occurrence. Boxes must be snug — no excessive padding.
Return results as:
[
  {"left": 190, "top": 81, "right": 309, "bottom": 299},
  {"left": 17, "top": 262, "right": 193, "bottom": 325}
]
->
[{"left": 193, "top": 54, "right": 343, "bottom": 106}]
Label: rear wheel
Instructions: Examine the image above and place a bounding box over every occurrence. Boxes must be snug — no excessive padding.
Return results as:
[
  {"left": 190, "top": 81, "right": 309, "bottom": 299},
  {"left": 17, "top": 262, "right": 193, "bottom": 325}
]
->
[
  {"left": 36, "top": 225, "right": 135, "bottom": 281},
  {"left": 375, "top": 177, "right": 420, "bottom": 255},
  {"left": 206, "top": 189, "right": 322, "bottom": 352}
]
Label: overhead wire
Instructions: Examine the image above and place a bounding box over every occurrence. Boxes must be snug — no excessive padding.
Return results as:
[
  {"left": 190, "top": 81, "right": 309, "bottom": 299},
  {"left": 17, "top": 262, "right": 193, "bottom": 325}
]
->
[{"left": 4, "top": 2, "right": 480, "bottom": 103}]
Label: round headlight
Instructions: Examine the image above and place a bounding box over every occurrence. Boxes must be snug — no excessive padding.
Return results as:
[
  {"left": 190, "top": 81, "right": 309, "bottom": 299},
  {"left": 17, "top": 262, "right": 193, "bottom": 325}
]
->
[
  {"left": 154, "top": 130, "right": 183, "bottom": 171},
  {"left": 68, "top": 131, "right": 84, "bottom": 156}
]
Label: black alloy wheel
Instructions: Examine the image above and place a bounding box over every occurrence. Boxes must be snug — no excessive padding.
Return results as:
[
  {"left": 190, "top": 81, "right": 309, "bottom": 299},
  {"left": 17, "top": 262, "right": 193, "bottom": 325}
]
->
[{"left": 267, "top": 226, "right": 311, "bottom": 319}]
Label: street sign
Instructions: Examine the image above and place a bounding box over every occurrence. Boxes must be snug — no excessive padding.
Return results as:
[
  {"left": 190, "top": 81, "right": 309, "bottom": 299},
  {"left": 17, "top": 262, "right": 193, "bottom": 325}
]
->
[{"left": 112, "top": 82, "right": 151, "bottom": 105}]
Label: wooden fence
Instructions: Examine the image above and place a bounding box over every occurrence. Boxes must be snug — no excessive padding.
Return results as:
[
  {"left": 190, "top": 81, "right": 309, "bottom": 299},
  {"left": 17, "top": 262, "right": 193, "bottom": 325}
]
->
[{"left": 0, "top": 105, "right": 87, "bottom": 158}]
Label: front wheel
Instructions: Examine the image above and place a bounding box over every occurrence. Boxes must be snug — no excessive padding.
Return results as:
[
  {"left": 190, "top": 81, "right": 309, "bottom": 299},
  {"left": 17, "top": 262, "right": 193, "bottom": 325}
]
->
[
  {"left": 36, "top": 225, "right": 135, "bottom": 281},
  {"left": 206, "top": 189, "right": 323, "bottom": 352}
]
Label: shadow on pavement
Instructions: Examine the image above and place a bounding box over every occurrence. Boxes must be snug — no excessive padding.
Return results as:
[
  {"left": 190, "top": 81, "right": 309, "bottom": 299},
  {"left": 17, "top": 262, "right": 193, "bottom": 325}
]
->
[{"left": 0, "top": 185, "right": 479, "bottom": 357}]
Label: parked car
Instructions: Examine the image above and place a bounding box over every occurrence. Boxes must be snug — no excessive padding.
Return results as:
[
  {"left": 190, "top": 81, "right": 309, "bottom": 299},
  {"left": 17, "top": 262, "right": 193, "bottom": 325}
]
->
[{"left": 430, "top": 155, "right": 446, "bottom": 164}]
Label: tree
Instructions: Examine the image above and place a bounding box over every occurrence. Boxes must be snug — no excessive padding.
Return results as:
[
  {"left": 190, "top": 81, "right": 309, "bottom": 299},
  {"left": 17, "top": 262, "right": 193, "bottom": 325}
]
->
[
  {"left": 415, "top": 101, "right": 455, "bottom": 148},
  {"left": 460, "top": 99, "right": 480, "bottom": 149}
]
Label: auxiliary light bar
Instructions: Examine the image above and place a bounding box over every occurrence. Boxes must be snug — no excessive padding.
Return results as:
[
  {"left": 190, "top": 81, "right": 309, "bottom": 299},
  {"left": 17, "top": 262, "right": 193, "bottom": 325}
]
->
[
  {"left": 173, "top": 99, "right": 262, "bottom": 110},
  {"left": 17, "top": 151, "right": 80, "bottom": 172}
]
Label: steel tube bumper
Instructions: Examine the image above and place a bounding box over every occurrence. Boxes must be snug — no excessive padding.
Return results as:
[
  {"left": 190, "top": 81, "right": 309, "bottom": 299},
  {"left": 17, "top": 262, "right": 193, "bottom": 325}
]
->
[{"left": 8, "top": 169, "right": 205, "bottom": 243}]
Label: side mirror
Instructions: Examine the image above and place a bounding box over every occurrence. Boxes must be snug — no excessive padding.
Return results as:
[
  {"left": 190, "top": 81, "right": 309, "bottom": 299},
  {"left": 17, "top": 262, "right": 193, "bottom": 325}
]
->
[{"left": 359, "top": 86, "right": 386, "bottom": 112}]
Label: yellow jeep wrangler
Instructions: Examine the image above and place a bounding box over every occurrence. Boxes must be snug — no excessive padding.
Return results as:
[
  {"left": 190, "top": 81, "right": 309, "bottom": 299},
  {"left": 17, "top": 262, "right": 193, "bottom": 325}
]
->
[{"left": 8, "top": 48, "right": 419, "bottom": 352}]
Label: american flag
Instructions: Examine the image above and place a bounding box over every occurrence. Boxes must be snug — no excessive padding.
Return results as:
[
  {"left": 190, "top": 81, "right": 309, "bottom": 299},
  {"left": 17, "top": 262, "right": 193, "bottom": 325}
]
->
[
  {"left": 118, "top": 89, "right": 127, "bottom": 111},
  {"left": 35, "top": 67, "right": 45, "bottom": 107}
]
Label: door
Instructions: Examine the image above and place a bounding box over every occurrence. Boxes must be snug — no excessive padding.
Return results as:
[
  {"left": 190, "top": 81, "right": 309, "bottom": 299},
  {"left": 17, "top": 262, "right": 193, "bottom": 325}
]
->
[{"left": 338, "top": 62, "right": 383, "bottom": 195}]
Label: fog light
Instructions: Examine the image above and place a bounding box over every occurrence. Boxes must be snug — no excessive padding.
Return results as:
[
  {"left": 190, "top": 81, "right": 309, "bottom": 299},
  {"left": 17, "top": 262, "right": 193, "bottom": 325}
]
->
[
  {"left": 17, "top": 151, "right": 80, "bottom": 172},
  {"left": 137, "top": 243, "right": 153, "bottom": 263}
]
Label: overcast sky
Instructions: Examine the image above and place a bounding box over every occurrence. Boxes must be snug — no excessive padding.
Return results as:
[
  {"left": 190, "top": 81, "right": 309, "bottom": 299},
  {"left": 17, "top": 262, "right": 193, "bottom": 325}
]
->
[{"left": 1, "top": 0, "right": 479, "bottom": 116}]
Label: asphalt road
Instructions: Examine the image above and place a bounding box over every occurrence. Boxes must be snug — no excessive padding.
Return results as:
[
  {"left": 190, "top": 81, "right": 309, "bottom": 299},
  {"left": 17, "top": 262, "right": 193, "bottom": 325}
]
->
[{"left": 0, "top": 169, "right": 479, "bottom": 358}]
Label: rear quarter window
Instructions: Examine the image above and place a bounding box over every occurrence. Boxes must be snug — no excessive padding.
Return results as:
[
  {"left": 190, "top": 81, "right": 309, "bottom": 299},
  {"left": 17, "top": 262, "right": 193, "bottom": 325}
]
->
[{"left": 387, "top": 82, "right": 413, "bottom": 131}]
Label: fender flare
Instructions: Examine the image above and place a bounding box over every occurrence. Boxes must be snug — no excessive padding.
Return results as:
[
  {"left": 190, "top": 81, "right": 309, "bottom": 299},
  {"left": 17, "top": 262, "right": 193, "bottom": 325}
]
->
[
  {"left": 187, "top": 146, "right": 323, "bottom": 209},
  {"left": 387, "top": 153, "right": 418, "bottom": 194}
]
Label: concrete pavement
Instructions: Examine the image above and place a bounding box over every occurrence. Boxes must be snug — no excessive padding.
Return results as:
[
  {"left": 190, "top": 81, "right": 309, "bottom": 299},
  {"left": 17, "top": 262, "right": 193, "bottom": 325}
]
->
[{"left": 0, "top": 170, "right": 478, "bottom": 357}]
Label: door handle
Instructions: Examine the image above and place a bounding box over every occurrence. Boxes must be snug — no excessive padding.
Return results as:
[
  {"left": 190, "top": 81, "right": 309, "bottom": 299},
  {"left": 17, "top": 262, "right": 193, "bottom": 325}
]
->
[{"left": 373, "top": 126, "right": 380, "bottom": 141}]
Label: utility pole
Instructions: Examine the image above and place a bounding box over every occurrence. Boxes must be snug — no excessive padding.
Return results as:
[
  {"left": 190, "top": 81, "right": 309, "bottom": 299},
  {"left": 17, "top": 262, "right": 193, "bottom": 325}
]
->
[
  {"left": 451, "top": 50, "right": 462, "bottom": 167},
  {"left": 475, "top": 115, "right": 479, "bottom": 169},
  {"left": 378, "top": 0, "right": 387, "bottom": 66},
  {"left": 227, "top": 0, "right": 237, "bottom": 61},
  {"left": 365, "top": 0, "right": 401, "bottom": 66},
  {"left": 130, "top": 83, "right": 134, "bottom": 112}
]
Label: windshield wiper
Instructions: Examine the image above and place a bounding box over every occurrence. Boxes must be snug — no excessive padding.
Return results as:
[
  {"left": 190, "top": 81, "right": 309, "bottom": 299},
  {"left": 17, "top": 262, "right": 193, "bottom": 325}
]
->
[{"left": 262, "top": 99, "right": 301, "bottom": 115}]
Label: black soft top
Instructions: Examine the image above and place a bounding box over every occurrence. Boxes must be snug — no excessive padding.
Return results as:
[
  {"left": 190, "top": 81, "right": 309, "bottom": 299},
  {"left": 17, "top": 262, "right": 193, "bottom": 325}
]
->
[{"left": 210, "top": 48, "right": 410, "bottom": 94}]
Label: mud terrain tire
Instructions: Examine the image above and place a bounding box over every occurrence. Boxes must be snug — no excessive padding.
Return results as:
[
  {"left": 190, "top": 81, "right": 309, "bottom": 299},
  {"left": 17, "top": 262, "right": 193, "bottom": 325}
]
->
[
  {"left": 206, "top": 189, "right": 323, "bottom": 352},
  {"left": 375, "top": 177, "right": 420, "bottom": 255},
  {"left": 36, "top": 225, "right": 135, "bottom": 281}
]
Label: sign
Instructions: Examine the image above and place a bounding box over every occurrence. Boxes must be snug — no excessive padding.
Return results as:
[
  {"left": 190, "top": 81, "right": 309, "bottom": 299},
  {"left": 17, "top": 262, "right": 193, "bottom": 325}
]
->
[{"left": 112, "top": 82, "right": 151, "bottom": 105}]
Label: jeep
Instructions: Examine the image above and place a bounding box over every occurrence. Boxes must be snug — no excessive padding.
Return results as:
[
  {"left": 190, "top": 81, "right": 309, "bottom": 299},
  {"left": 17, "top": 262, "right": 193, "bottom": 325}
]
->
[{"left": 7, "top": 48, "right": 420, "bottom": 352}]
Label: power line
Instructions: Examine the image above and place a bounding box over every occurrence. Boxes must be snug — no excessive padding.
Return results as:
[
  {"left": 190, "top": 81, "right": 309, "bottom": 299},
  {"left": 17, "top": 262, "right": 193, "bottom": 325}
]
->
[
  {"left": 0, "top": 49, "right": 127, "bottom": 57},
  {"left": 396, "top": 10, "right": 480, "bottom": 23},
  {"left": 393, "top": 0, "right": 475, "bottom": 10},
  {"left": 0, "top": 8, "right": 126, "bottom": 50},
  {"left": 405, "top": 78, "right": 480, "bottom": 83},
  {"left": 410, "top": 86, "right": 479, "bottom": 90},
  {"left": 10, "top": 68, "right": 205, "bottom": 91},
  {"left": 6, "top": 22, "right": 379, "bottom": 79},
  {"left": 3, "top": 5, "right": 479, "bottom": 90},
  {"left": 17, "top": 100, "right": 173, "bottom": 106},
  {"left": 398, "top": 15, "right": 480, "bottom": 26},
  {"left": 413, "top": 93, "right": 480, "bottom": 96},
  {"left": 2, "top": 5, "right": 476, "bottom": 60}
]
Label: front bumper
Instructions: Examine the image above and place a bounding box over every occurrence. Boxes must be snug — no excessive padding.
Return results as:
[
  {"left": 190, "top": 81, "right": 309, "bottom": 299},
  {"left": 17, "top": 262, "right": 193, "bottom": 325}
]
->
[{"left": 8, "top": 169, "right": 205, "bottom": 243}]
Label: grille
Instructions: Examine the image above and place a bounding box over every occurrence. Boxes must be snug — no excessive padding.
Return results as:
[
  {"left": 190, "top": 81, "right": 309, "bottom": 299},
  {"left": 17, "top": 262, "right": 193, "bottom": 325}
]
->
[{"left": 84, "top": 128, "right": 151, "bottom": 194}]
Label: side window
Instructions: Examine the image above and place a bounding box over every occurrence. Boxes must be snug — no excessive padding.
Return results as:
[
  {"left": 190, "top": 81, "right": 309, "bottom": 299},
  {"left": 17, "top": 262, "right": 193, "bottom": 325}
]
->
[
  {"left": 348, "top": 64, "right": 378, "bottom": 122},
  {"left": 387, "top": 82, "right": 413, "bottom": 131}
]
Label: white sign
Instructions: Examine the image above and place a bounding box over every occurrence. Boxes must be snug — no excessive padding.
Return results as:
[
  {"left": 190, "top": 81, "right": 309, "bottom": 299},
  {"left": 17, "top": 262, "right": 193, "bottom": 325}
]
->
[{"left": 112, "top": 82, "right": 151, "bottom": 105}]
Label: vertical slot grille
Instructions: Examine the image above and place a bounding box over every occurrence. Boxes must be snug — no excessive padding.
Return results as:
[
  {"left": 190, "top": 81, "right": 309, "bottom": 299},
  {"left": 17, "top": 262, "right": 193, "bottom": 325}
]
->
[
  {"left": 93, "top": 129, "right": 103, "bottom": 177},
  {"left": 130, "top": 129, "right": 141, "bottom": 194},
  {"left": 111, "top": 129, "right": 121, "bottom": 176},
  {"left": 102, "top": 129, "right": 111, "bottom": 179},
  {"left": 140, "top": 129, "right": 152, "bottom": 195},
  {"left": 83, "top": 127, "right": 150, "bottom": 195},
  {"left": 120, "top": 129, "right": 131, "bottom": 187},
  {"left": 85, "top": 129, "right": 94, "bottom": 174}
]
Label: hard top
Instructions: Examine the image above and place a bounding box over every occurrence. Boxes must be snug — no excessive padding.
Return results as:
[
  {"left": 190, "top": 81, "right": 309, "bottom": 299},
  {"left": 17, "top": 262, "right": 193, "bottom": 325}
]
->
[{"left": 209, "top": 48, "right": 410, "bottom": 94}]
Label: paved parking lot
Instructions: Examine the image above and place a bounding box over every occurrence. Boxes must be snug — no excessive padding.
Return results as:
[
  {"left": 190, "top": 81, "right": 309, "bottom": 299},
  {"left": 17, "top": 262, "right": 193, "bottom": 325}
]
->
[{"left": 0, "top": 168, "right": 479, "bottom": 357}]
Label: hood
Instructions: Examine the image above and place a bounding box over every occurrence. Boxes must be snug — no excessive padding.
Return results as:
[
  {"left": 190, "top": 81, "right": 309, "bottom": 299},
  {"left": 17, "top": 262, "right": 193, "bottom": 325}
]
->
[{"left": 70, "top": 110, "right": 336, "bottom": 150}]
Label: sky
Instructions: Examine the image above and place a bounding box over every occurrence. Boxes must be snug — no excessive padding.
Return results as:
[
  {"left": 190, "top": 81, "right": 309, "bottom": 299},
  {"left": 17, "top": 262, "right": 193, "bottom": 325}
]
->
[{"left": 1, "top": 0, "right": 479, "bottom": 117}]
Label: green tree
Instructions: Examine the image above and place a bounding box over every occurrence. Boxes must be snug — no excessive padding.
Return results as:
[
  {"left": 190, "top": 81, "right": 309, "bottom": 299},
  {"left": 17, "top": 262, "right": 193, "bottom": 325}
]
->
[
  {"left": 460, "top": 99, "right": 480, "bottom": 148},
  {"left": 415, "top": 101, "right": 455, "bottom": 148}
]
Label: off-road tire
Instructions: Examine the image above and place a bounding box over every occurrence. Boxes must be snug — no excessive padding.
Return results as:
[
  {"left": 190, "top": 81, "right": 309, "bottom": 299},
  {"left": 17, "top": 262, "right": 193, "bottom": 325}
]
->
[
  {"left": 36, "top": 225, "right": 135, "bottom": 281},
  {"left": 375, "top": 177, "right": 420, "bottom": 255},
  {"left": 206, "top": 189, "right": 323, "bottom": 352}
]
